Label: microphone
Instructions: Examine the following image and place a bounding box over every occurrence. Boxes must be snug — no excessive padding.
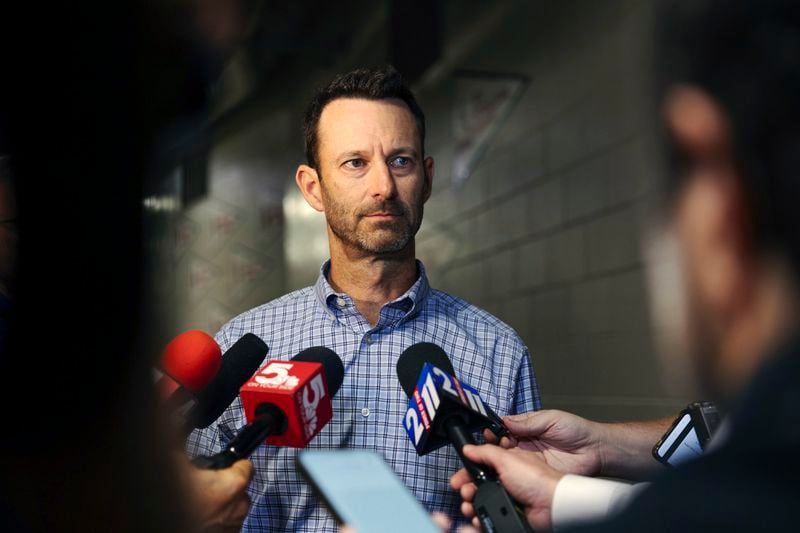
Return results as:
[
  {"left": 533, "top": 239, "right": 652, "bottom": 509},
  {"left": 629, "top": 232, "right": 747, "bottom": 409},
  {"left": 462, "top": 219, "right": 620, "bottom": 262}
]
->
[
  {"left": 240, "top": 346, "right": 344, "bottom": 448},
  {"left": 192, "top": 347, "right": 345, "bottom": 469},
  {"left": 184, "top": 333, "right": 269, "bottom": 432},
  {"left": 396, "top": 343, "right": 533, "bottom": 533},
  {"left": 396, "top": 342, "right": 509, "bottom": 439},
  {"left": 155, "top": 330, "right": 221, "bottom": 408}
]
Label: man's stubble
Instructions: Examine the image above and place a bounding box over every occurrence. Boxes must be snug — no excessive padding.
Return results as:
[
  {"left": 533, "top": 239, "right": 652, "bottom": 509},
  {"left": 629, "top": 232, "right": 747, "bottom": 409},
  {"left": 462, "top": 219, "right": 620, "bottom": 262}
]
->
[{"left": 318, "top": 172, "right": 425, "bottom": 256}]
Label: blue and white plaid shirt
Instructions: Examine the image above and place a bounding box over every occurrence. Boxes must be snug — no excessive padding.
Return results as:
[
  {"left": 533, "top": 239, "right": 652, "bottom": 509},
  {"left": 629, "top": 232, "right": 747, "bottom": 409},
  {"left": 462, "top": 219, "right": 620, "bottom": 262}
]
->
[{"left": 187, "top": 260, "right": 540, "bottom": 532}]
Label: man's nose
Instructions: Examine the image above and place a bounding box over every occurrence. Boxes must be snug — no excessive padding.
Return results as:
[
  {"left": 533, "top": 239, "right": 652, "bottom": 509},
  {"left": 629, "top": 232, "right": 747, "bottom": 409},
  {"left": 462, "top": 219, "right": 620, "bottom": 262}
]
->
[{"left": 368, "top": 161, "right": 398, "bottom": 200}]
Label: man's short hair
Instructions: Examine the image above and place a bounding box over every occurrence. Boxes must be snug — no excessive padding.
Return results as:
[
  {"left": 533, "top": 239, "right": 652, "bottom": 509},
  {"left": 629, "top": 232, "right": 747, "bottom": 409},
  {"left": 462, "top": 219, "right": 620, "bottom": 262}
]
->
[
  {"left": 302, "top": 65, "right": 426, "bottom": 169},
  {"left": 655, "top": 0, "right": 800, "bottom": 278}
]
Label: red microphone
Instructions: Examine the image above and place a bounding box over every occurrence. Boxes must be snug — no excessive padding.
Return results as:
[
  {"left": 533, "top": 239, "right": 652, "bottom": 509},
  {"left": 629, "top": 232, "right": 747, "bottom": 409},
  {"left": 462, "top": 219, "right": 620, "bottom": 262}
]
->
[
  {"left": 240, "top": 347, "right": 344, "bottom": 447},
  {"left": 155, "top": 330, "right": 221, "bottom": 404},
  {"left": 192, "top": 347, "right": 344, "bottom": 469}
]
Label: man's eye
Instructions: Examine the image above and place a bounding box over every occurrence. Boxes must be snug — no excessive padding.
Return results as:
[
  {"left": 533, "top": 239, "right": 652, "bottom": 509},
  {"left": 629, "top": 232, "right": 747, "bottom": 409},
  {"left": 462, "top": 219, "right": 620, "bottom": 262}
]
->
[
  {"left": 389, "top": 156, "right": 411, "bottom": 168},
  {"left": 344, "top": 159, "right": 365, "bottom": 169}
]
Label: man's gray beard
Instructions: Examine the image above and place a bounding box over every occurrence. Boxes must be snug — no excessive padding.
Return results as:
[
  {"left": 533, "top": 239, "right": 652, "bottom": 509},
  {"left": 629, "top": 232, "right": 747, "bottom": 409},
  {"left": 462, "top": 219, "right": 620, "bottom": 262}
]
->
[
  {"left": 319, "top": 173, "right": 424, "bottom": 255},
  {"left": 317, "top": 165, "right": 428, "bottom": 255},
  {"left": 327, "top": 206, "right": 422, "bottom": 255}
]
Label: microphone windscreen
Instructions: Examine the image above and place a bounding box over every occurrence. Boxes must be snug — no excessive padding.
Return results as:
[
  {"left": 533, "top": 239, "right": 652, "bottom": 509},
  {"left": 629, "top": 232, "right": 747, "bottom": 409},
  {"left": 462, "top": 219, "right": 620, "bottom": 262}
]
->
[
  {"left": 192, "top": 333, "right": 268, "bottom": 428},
  {"left": 396, "top": 342, "right": 455, "bottom": 397},
  {"left": 293, "top": 347, "right": 345, "bottom": 397},
  {"left": 160, "top": 330, "right": 221, "bottom": 392}
]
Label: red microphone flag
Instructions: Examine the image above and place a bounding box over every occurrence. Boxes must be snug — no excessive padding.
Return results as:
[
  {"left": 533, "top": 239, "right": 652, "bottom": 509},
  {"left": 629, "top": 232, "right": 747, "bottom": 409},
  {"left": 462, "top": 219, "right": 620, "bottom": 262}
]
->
[{"left": 240, "top": 360, "right": 333, "bottom": 448}]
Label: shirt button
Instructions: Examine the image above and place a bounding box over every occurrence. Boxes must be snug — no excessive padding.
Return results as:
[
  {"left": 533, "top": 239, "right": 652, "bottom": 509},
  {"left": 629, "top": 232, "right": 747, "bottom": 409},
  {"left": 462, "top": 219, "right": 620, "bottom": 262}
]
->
[
  {"left": 361, "top": 407, "right": 370, "bottom": 417},
  {"left": 336, "top": 297, "right": 346, "bottom": 308},
  {"left": 364, "top": 334, "right": 373, "bottom": 344}
]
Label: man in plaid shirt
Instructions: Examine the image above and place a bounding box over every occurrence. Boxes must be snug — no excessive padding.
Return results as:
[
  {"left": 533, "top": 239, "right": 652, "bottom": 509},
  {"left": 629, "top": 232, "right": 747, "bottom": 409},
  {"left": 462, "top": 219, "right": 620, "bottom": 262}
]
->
[{"left": 187, "top": 65, "right": 540, "bottom": 531}]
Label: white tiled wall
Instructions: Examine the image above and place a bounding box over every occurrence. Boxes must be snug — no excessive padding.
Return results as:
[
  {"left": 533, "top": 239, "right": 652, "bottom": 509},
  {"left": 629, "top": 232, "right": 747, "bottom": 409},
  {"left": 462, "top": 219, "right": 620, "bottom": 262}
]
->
[{"left": 416, "top": 0, "right": 685, "bottom": 420}]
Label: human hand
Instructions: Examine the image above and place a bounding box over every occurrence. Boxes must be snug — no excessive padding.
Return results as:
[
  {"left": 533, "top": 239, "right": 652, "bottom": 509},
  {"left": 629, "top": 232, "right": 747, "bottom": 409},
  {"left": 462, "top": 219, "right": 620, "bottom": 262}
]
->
[
  {"left": 181, "top": 456, "right": 254, "bottom": 533},
  {"left": 489, "top": 409, "right": 606, "bottom": 476},
  {"left": 450, "top": 445, "right": 563, "bottom": 530}
]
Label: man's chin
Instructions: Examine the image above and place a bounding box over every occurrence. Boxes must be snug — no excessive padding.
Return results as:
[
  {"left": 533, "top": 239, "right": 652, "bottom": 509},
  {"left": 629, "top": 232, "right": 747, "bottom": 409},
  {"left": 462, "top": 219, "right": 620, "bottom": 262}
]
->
[
  {"left": 359, "top": 240, "right": 412, "bottom": 255},
  {"left": 364, "top": 217, "right": 406, "bottom": 229},
  {"left": 355, "top": 231, "right": 413, "bottom": 255}
]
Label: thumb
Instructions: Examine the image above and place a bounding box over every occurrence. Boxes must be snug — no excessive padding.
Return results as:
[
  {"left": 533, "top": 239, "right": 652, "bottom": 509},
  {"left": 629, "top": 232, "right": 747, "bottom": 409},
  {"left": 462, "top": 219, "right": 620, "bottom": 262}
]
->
[
  {"left": 503, "top": 410, "right": 556, "bottom": 437},
  {"left": 229, "top": 459, "right": 254, "bottom": 483},
  {"left": 461, "top": 444, "right": 508, "bottom": 471}
]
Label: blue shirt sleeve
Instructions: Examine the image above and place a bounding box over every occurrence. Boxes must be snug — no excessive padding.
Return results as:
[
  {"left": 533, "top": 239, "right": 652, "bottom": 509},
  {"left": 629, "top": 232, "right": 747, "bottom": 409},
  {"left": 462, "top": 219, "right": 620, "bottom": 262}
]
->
[{"left": 511, "top": 345, "right": 541, "bottom": 414}]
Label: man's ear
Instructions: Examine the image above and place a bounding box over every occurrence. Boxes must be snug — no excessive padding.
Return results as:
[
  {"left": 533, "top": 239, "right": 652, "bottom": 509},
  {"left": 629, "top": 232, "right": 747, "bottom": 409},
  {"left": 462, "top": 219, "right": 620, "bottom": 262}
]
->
[
  {"left": 422, "top": 156, "right": 434, "bottom": 203},
  {"left": 295, "top": 164, "right": 325, "bottom": 212}
]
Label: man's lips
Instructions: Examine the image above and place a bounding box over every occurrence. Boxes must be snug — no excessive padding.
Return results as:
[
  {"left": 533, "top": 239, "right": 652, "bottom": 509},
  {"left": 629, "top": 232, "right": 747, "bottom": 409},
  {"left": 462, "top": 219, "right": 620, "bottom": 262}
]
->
[{"left": 363, "top": 212, "right": 400, "bottom": 218}]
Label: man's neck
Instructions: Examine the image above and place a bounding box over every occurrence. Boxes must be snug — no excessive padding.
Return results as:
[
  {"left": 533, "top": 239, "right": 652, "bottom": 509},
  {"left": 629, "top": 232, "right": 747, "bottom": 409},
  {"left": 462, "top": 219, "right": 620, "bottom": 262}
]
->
[{"left": 327, "top": 239, "right": 418, "bottom": 327}]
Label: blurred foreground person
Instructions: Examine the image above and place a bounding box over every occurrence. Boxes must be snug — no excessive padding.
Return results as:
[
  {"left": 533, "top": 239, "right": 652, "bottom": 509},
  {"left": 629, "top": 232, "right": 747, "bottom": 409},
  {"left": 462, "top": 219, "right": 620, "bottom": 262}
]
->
[
  {"left": 0, "top": 2, "right": 251, "bottom": 531},
  {"left": 452, "top": 1, "right": 800, "bottom": 531}
]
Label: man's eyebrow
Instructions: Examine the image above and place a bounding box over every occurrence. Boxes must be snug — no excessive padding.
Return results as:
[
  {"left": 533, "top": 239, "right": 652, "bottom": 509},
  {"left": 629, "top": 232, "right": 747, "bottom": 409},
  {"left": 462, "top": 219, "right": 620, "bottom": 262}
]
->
[
  {"left": 334, "top": 147, "right": 419, "bottom": 162},
  {"left": 387, "top": 147, "right": 419, "bottom": 158},
  {"left": 335, "top": 150, "right": 368, "bottom": 162}
]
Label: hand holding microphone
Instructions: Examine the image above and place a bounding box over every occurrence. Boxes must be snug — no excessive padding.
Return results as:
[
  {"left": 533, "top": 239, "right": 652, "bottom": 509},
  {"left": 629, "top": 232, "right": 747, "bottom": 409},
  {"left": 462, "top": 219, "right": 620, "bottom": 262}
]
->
[
  {"left": 450, "top": 444, "right": 563, "bottom": 532},
  {"left": 397, "top": 342, "right": 533, "bottom": 533},
  {"left": 176, "top": 451, "right": 254, "bottom": 533}
]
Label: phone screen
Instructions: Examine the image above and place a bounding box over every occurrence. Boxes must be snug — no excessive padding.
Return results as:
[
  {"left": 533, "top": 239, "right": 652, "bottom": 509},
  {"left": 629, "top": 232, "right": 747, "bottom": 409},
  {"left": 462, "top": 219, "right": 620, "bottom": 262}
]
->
[
  {"left": 297, "top": 450, "right": 440, "bottom": 533},
  {"left": 655, "top": 412, "right": 703, "bottom": 466}
]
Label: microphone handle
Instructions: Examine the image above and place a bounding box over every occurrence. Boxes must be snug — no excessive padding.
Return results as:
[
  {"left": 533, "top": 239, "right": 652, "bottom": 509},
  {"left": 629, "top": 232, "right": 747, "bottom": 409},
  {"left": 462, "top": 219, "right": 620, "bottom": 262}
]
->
[
  {"left": 192, "top": 404, "right": 284, "bottom": 470},
  {"left": 472, "top": 482, "right": 535, "bottom": 533},
  {"left": 485, "top": 406, "right": 511, "bottom": 439},
  {"left": 445, "top": 417, "right": 534, "bottom": 533},
  {"left": 445, "top": 417, "right": 498, "bottom": 483}
]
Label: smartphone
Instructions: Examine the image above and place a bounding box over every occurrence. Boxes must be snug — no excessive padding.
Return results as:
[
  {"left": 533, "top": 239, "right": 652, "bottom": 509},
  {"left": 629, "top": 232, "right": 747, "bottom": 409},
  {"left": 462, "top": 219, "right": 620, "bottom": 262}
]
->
[
  {"left": 297, "top": 450, "right": 440, "bottom": 533},
  {"left": 653, "top": 401, "right": 720, "bottom": 467}
]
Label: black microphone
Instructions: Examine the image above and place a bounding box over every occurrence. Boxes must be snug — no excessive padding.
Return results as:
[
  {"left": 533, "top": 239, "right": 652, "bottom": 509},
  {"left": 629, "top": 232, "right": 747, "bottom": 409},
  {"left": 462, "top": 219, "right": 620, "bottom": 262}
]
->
[
  {"left": 192, "top": 347, "right": 345, "bottom": 469},
  {"left": 396, "top": 342, "right": 509, "bottom": 439},
  {"left": 184, "top": 333, "right": 269, "bottom": 434},
  {"left": 396, "top": 342, "right": 533, "bottom": 533}
]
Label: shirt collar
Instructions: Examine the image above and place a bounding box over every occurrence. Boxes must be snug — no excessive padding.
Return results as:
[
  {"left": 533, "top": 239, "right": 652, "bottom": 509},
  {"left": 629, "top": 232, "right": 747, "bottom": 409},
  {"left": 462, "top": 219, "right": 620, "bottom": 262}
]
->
[{"left": 313, "top": 259, "right": 431, "bottom": 323}]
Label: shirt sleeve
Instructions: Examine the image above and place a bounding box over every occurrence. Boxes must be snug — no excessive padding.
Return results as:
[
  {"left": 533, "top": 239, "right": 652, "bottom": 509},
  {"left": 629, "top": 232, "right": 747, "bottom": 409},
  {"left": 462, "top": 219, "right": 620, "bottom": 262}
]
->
[
  {"left": 551, "top": 475, "right": 649, "bottom": 531},
  {"left": 512, "top": 346, "right": 541, "bottom": 413}
]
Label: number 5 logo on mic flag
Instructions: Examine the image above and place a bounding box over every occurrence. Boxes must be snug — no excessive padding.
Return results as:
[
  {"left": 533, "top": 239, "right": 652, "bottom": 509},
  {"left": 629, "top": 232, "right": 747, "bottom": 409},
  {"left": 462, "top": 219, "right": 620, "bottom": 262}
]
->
[{"left": 255, "top": 362, "right": 300, "bottom": 389}]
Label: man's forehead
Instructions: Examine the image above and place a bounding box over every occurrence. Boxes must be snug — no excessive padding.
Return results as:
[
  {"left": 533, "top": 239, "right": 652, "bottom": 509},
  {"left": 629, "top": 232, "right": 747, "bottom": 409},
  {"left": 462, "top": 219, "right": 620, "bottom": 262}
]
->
[{"left": 317, "top": 97, "right": 421, "bottom": 156}]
